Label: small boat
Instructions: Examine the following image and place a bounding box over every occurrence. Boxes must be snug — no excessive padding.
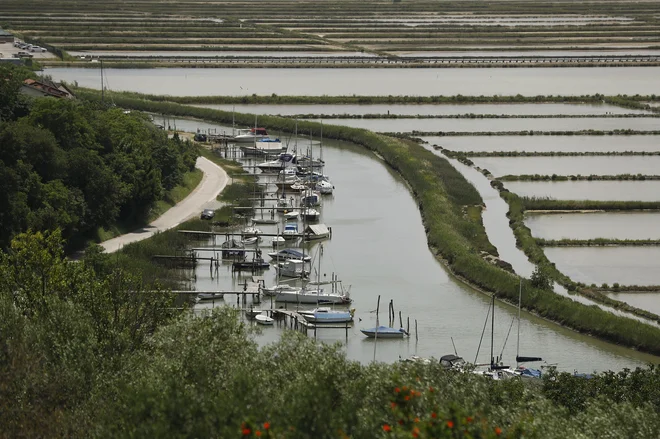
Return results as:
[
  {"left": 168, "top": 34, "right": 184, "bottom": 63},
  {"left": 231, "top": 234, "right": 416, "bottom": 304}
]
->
[
  {"left": 255, "top": 314, "right": 274, "bottom": 325},
  {"left": 241, "top": 236, "right": 259, "bottom": 246},
  {"left": 315, "top": 180, "right": 334, "bottom": 195},
  {"left": 275, "top": 287, "right": 351, "bottom": 304},
  {"left": 271, "top": 236, "right": 286, "bottom": 247},
  {"left": 245, "top": 306, "right": 262, "bottom": 319},
  {"left": 242, "top": 227, "right": 263, "bottom": 242},
  {"left": 257, "top": 153, "right": 299, "bottom": 173},
  {"left": 196, "top": 292, "right": 224, "bottom": 301},
  {"left": 252, "top": 218, "right": 278, "bottom": 225},
  {"left": 274, "top": 259, "right": 309, "bottom": 278},
  {"left": 303, "top": 223, "right": 330, "bottom": 240},
  {"left": 240, "top": 138, "right": 284, "bottom": 156},
  {"left": 220, "top": 238, "right": 246, "bottom": 260},
  {"left": 233, "top": 127, "right": 269, "bottom": 143},
  {"left": 300, "top": 307, "right": 354, "bottom": 324},
  {"left": 301, "top": 207, "right": 321, "bottom": 222},
  {"left": 276, "top": 196, "right": 296, "bottom": 212},
  {"left": 282, "top": 222, "right": 300, "bottom": 240},
  {"left": 267, "top": 248, "right": 312, "bottom": 263},
  {"left": 360, "top": 326, "right": 408, "bottom": 339},
  {"left": 290, "top": 182, "right": 308, "bottom": 192},
  {"left": 300, "top": 190, "right": 321, "bottom": 207},
  {"left": 282, "top": 210, "right": 299, "bottom": 220},
  {"left": 261, "top": 284, "right": 299, "bottom": 297}
]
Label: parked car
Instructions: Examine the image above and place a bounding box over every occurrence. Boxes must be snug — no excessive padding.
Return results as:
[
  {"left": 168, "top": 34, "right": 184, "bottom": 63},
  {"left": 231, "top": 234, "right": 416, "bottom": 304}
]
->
[
  {"left": 201, "top": 209, "right": 215, "bottom": 220},
  {"left": 15, "top": 51, "right": 33, "bottom": 58},
  {"left": 30, "top": 46, "right": 47, "bottom": 53}
]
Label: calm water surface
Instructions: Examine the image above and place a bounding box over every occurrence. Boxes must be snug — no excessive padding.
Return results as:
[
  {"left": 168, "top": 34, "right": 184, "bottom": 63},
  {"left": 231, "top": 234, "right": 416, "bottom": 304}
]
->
[
  {"left": 526, "top": 212, "right": 660, "bottom": 240},
  {"left": 396, "top": 50, "right": 660, "bottom": 57},
  {"left": 184, "top": 133, "right": 657, "bottom": 371},
  {"left": 472, "top": 156, "right": 660, "bottom": 177},
  {"left": 194, "top": 103, "right": 646, "bottom": 116},
  {"left": 504, "top": 181, "right": 660, "bottom": 201},
  {"left": 545, "top": 247, "right": 660, "bottom": 287},
  {"left": 606, "top": 292, "right": 660, "bottom": 317},
  {"left": 313, "top": 117, "right": 660, "bottom": 133},
  {"left": 45, "top": 67, "right": 660, "bottom": 96},
  {"left": 422, "top": 136, "right": 660, "bottom": 153}
]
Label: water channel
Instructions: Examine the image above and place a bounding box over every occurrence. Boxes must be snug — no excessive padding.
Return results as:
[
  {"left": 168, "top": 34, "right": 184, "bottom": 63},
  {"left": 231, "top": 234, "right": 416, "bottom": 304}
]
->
[
  {"left": 194, "top": 103, "right": 647, "bottom": 116},
  {"left": 151, "top": 114, "right": 656, "bottom": 371},
  {"left": 45, "top": 66, "right": 660, "bottom": 96}
]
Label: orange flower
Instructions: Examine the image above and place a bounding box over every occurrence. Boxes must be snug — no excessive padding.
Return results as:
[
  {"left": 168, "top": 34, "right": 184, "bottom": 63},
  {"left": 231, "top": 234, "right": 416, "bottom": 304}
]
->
[
  {"left": 382, "top": 424, "right": 391, "bottom": 432},
  {"left": 429, "top": 386, "right": 435, "bottom": 393},
  {"left": 391, "top": 402, "right": 397, "bottom": 409},
  {"left": 394, "top": 387, "right": 401, "bottom": 394},
  {"left": 466, "top": 417, "right": 473, "bottom": 423},
  {"left": 242, "top": 428, "right": 251, "bottom": 436},
  {"left": 414, "top": 417, "right": 420, "bottom": 423},
  {"left": 495, "top": 427, "right": 502, "bottom": 436},
  {"left": 447, "top": 420, "right": 454, "bottom": 429},
  {"left": 431, "top": 412, "right": 437, "bottom": 419},
  {"left": 402, "top": 386, "right": 409, "bottom": 391},
  {"left": 263, "top": 422, "right": 270, "bottom": 430},
  {"left": 412, "top": 427, "right": 420, "bottom": 438},
  {"left": 255, "top": 431, "right": 262, "bottom": 437},
  {"left": 404, "top": 395, "right": 410, "bottom": 401}
]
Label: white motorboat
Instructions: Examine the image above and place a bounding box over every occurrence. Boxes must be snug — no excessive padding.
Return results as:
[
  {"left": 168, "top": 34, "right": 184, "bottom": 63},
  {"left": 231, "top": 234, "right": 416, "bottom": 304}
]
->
[
  {"left": 267, "top": 248, "right": 311, "bottom": 263},
  {"left": 315, "top": 180, "right": 334, "bottom": 195},
  {"left": 196, "top": 292, "right": 224, "bottom": 301},
  {"left": 240, "top": 138, "right": 284, "bottom": 156},
  {"left": 300, "top": 307, "right": 354, "bottom": 323},
  {"left": 282, "top": 222, "right": 300, "bottom": 240},
  {"left": 255, "top": 314, "right": 274, "bottom": 325},
  {"left": 282, "top": 210, "right": 299, "bottom": 220},
  {"left": 241, "top": 236, "right": 259, "bottom": 246},
  {"left": 257, "top": 153, "right": 299, "bottom": 173},
  {"left": 233, "top": 127, "right": 269, "bottom": 143},
  {"left": 360, "top": 326, "right": 408, "bottom": 339},
  {"left": 242, "top": 227, "right": 263, "bottom": 240},
  {"left": 275, "top": 259, "right": 309, "bottom": 278},
  {"left": 271, "top": 236, "right": 286, "bottom": 247},
  {"left": 275, "top": 287, "right": 351, "bottom": 305},
  {"left": 261, "top": 283, "right": 299, "bottom": 297},
  {"left": 301, "top": 207, "right": 321, "bottom": 222}
]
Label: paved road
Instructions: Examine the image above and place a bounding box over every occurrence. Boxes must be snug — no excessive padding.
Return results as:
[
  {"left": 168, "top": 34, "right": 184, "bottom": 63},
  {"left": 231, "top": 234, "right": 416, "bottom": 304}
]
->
[{"left": 101, "top": 156, "right": 228, "bottom": 253}]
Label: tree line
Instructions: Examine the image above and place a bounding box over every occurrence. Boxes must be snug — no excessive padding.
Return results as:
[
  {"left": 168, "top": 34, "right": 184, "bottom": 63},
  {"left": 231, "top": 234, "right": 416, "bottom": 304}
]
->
[{"left": 0, "top": 65, "right": 199, "bottom": 250}]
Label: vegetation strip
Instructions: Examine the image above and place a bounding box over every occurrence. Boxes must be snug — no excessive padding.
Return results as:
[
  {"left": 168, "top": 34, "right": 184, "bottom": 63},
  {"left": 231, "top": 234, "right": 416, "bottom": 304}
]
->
[
  {"left": 537, "top": 238, "right": 660, "bottom": 247},
  {"left": 520, "top": 198, "right": 660, "bottom": 211},
  {"left": 74, "top": 86, "right": 660, "bottom": 355},
  {"left": 83, "top": 91, "right": 660, "bottom": 108},
  {"left": 289, "top": 113, "right": 660, "bottom": 120},
  {"left": 393, "top": 130, "right": 660, "bottom": 137},
  {"left": 500, "top": 174, "right": 660, "bottom": 182},
  {"left": 461, "top": 151, "right": 660, "bottom": 157}
]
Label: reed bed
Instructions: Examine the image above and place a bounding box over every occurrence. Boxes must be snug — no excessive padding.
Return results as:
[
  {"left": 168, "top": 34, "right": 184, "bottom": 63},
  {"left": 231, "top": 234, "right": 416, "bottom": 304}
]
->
[
  {"left": 536, "top": 238, "right": 660, "bottom": 247},
  {"left": 72, "top": 87, "right": 660, "bottom": 355},
  {"left": 521, "top": 198, "right": 660, "bottom": 211},
  {"left": 500, "top": 174, "right": 660, "bottom": 182}
]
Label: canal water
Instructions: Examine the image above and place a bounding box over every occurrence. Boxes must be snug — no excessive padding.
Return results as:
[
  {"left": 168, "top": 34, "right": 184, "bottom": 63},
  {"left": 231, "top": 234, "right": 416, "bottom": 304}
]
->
[
  {"left": 193, "top": 103, "right": 647, "bottom": 116},
  {"left": 181, "top": 128, "right": 657, "bottom": 372},
  {"left": 46, "top": 66, "right": 660, "bottom": 96}
]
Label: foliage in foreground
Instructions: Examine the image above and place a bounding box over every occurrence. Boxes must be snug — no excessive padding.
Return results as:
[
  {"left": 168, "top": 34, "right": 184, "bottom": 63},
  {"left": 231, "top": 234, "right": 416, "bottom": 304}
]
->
[{"left": 1, "top": 230, "right": 660, "bottom": 437}]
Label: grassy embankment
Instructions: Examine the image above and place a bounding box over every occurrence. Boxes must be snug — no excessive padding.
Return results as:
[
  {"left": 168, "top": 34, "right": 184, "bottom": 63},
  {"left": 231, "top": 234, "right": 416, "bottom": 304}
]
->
[
  {"left": 75, "top": 87, "right": 660, "bottom": 355},
  {"left": 500, "top": 174, "right": 660, "bottom": 181}
]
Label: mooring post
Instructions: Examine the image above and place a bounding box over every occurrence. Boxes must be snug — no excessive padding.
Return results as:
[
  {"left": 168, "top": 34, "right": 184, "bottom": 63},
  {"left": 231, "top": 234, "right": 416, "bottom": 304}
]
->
[
  {"left": 415, "top": 319, "right": 418, "bottom": 341},
  {"left": 407, "top": 316, "right": 410, "bottom": 334},
  {"left": 399, "top": 311, "right": 403, "bottom": 329}
]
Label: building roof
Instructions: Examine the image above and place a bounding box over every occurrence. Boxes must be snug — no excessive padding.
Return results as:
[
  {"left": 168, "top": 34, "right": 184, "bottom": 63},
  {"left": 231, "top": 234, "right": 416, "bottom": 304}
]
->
[
  {"left": 304, "top": 224, "right": 330, "bottom": 235},
  {"left": 22, "top": 79, "right": 75, "bottom": 99},
  {"left": 0, "top": 29, "right": 13, "bottom": 37}
]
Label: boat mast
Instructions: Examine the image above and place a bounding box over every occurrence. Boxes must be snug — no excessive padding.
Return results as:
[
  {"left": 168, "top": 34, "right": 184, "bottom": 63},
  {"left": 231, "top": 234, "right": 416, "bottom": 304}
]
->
[
  {"left": 490, "top": 294, "right": 495, "bottom": 369},
  {"left": 517, "top": 278, "right": 522, "bottom": 367},
  {"left": 232, "top": 106, "right": 235, "bottom": 137},
  {"left": 100, "top": 59, "right": 104, "bottom": 104}
]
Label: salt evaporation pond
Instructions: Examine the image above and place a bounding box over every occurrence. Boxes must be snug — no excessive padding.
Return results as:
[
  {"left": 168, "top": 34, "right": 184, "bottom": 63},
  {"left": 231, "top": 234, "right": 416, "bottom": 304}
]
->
[
  {"left": 544, "top": 247, "right": 660, "bottom": 287},
  {"left": 526, "top": 212, "right": 660, "bottom": 240},
  {"left": 471, "top": 156, "right": 660, "bottom": 177},
  {"left": 504, "top": 180, "right": 660, "bottom": 201},
  {"left": 605, "top": 292, "right": 660, "bottom": 317}
]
